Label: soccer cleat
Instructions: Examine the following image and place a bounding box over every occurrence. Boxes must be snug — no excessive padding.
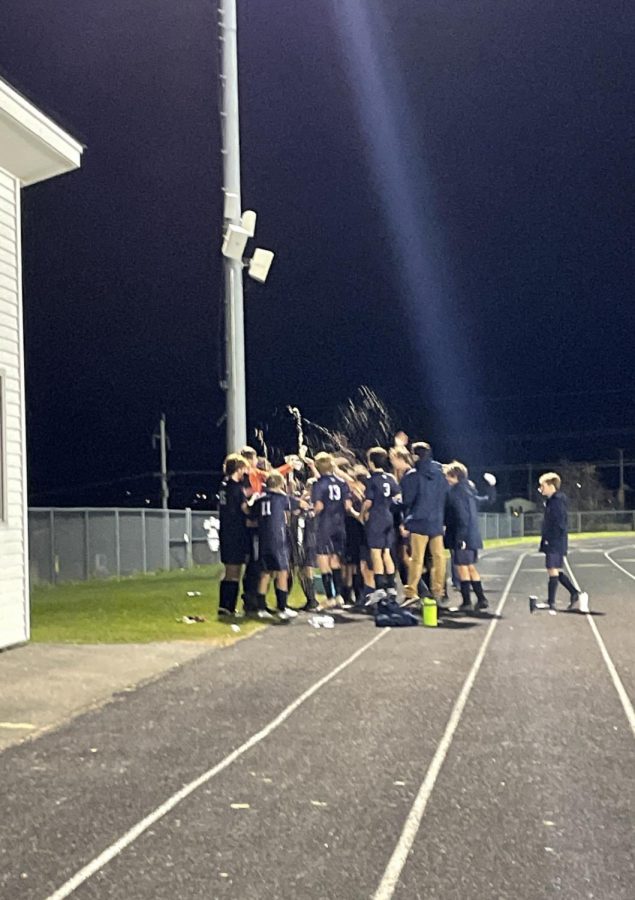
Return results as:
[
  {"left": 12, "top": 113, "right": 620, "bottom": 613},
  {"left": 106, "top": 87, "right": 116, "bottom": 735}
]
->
[
  {"left": 399, "top": 596, "right": 419, "bottom": 609},
  {"left": 567, "top": 592, "right": 579, "bottom": 611},
  {"left": 476, "top": 598, "right": 489, "bottom": 611},
  {"left": 458, "top": 603, "right": 472, "bottom": 613},
  {"left": 256, "top": 609, "right": 275, "bottom": 620},
  {"left": 280, "top": 607, "right": 298, "bottom": 619},
  {"left": 529, "top": 595, "right": 538, "bottom": 613},
  {"left": 300, "top": 599, "right": 319, "bottom": 612},
  {"left": 217, "top": 607, "right": 233, "bottom": 617}
]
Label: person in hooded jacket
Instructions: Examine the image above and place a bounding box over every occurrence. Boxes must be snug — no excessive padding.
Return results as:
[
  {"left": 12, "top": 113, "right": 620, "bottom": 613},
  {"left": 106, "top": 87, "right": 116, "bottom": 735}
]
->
[
  {"left": 443, "top": 461, "right": 490, "bottom": 612},
  {"left": 400, "top": 442, "right": 448, "bottom": 603}
]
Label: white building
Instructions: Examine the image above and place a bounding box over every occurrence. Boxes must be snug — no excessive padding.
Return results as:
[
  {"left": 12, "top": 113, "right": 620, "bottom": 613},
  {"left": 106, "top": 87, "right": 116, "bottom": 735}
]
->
[{"left": 0, "top": 77, "right": 82, "bottom": 649}]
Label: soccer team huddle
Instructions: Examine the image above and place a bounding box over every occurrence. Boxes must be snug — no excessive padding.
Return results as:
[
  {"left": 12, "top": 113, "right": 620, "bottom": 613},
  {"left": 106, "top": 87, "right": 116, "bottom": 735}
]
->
[{"left": 216, "top": 435, "right": 497, "bottom": 622}]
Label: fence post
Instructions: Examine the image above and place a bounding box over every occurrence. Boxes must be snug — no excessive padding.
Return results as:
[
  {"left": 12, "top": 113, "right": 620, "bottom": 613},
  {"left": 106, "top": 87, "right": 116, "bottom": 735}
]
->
[
  {"left": 84, "top": 510, "right": 90, "bottom": 580},
  {"left": 141, "top": 509, "right": 147, "bottom": 573},
  {"left": 164, "top": 510, "right": 170, "bottom": 571},
  {"left": 115, "top": 510, "right": 121, "bottom": 579},
  {"left": 185, "top": 508, "right": 193, "bottom": 569},
  {"left": 495, "top": 514, "right": 500, "bottom": 539},
  {"left": 577, "top": 511, "right": 582, "bottom": 533},
  {"left": 49, "top": 509, "right": 56, "bottom": 584}
]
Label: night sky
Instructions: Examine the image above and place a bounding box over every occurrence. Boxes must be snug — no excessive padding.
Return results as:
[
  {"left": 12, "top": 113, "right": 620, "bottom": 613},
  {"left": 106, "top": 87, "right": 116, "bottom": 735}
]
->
[{"left": 1, "top": 1, "right": 634, "bottom": 506}]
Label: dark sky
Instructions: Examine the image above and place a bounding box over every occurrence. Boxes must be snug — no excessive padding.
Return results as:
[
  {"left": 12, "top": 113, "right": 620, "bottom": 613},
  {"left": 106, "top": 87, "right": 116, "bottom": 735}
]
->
[{"left": 1, "top": 0, "right": 634, "bottom": 504}]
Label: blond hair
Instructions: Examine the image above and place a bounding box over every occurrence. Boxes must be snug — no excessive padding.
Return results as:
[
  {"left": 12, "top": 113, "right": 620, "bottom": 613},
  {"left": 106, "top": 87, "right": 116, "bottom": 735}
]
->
[
  {"left": 539, "top": 471, "right": 561, "bottom": 490},
  {"left": 445, "top": 460, "right": 468, "bottom": 481},
  {"left": 265, "top": 471, "right": 285, "bottom": 491},
  {"left": 314, "top": 451, "right": 334, "bottom": 475}
]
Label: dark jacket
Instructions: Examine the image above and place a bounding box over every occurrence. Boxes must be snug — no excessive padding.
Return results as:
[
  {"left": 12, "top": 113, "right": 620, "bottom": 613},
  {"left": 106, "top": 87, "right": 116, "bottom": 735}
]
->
[
  {"left": 540, "top": 491, "right": 569, "bottom": 555},
  {"left": 444, "top": 480, "right": 483, "bottom": 551},
  {"left": 401, "top": 458, "right": 448, "bottom": 537}
]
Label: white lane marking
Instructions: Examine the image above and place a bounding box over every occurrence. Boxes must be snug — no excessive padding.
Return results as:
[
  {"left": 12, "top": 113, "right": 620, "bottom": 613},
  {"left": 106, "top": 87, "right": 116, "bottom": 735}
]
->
[
  {"left": 604, "top": 546, "right": 635, "bottom": 581},
  {"left": 575, "top": 563, "right": 611, "bottom": 568},
  {"left": 0, "top": 722, "right": 35, "bottom": 730},
  {"left": 565, "top": 558, "right": 635, "bottom": 739},
  {"left": 372, "top": 551, "right": 529, "bottom": 900},
  {"left": 45, "top": 630, "right": 389, "bottom": 900}
]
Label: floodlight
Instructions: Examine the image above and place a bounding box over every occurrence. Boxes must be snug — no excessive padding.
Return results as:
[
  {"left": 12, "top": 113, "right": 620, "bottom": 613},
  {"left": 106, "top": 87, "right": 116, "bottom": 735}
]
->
[
  {"left": 248, "top": 248, "right": 274, "bottom": 283},
  {"left": 241, "top": 210, "right": 257, "bottom": 237},
  {"left": 222, "top": 224, "right": 250, "bottom": 261},
  {"left": 223, "top": 192, "right": 240, "bottom": 221}
]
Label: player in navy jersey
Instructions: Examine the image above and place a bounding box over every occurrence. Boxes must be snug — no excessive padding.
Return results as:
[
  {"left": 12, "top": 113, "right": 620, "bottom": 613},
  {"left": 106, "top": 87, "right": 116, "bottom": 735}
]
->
[
  {"left": 217, "top": 454, "right": 250, "bottom": 617},
  {"left": 362, "top": 447, "right": 401, "bottom": 595},
  {"left": 251, "top": 471, "right": 303, "bottom": 620},
  {"left": 311, "top": 452, "right": 356, "bottom": 606}
]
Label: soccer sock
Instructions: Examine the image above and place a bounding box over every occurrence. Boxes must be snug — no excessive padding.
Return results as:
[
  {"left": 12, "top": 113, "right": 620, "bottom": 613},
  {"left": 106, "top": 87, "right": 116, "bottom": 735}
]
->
[
  {"left": 219, "top": 580, "right": 238, "bottom": 613},
  {"left": 341, "top": 585, "right": 352, "bottom": 605},
  {"left": 548, "top": 576, "right": 559, "bottom": 607},
  {"left": 275, "top": 587, "right": 288, "bottom": 611},
  {"left": 301, "top": 573, "right": 316, "bottom": 604},
  {"left": 321, "top": 572, "right": 334, "bottom": 599},
  {"left": 352, "top": 572, "right": 364, "bottom": 603},
  {"left": 384, "top": 572, "right": 396, "bottom": 590},
  {"left": 398, "top": 561, "right": 409, "bottom": 587},
  {"left": 332, "top": 568, "right": 343, "bottom": 597},
  {"left": 460, "top": 581, "right": 472, "bottom": 607},
  {"left": 558, "top": 571, "right": 577, "bottom": 596},
  {"left": 471, "top": 580, "right": 487, "bottom": 603},
  {"left": 375, "top": 573, "right": 387, "bottom": 590},
  {"left": 256, "top": 592, "right": 268, "bottom": 611}
]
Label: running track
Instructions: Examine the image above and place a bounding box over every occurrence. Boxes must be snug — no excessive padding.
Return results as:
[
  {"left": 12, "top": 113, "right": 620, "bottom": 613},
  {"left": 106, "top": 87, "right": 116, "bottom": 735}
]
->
[{"left": 1, "top": 537, "right": 633, "bottom": 899}]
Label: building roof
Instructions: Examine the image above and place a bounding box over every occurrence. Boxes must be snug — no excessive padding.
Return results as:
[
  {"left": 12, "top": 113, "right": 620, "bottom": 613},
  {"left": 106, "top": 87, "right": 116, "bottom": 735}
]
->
[{"left": 0, "top": 76, "right": 83, "bottom": 185}]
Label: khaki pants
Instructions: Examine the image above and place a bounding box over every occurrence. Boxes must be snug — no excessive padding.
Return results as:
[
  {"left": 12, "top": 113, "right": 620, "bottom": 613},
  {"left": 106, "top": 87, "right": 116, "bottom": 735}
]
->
[{"left": 405, "top": 533, "right": 446, "bottom": 599}]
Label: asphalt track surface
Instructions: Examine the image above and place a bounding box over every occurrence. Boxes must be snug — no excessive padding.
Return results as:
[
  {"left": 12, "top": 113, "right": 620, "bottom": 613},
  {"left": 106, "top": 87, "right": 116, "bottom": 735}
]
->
[{"left": 1, "top": 538, "right": 633, "bottom": 900}]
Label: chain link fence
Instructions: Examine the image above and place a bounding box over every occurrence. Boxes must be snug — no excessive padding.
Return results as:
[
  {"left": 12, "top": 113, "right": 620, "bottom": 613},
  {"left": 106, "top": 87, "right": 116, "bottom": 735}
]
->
[
  {"left": 27, "top": 507, "right": 635, "bottom": 585},
  {"left": 28, "top": 508, "right": 220, "bottom": 584}
]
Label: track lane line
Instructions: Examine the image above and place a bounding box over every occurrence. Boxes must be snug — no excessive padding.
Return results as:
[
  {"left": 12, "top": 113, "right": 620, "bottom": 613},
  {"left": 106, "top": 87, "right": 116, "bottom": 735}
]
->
[
  {"left": 45, "top": 630, "right": 389, "bottom": 900},
  {"left": 565, "top": 557, "right": 635, "bottom": 739},
  {"left": 372, "top": 549, "right": 529, "bottom": 900},
  {"left": 603, "top": 545, "right": 635, "bottom": 582}
]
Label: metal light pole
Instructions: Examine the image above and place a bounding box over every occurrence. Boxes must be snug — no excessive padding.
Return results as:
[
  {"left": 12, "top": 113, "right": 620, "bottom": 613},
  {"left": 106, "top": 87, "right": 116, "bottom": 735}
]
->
[
  {"left": 218, "top": 0, "right": 247, "bottom": 452},
  {"left": 617, "top": 448, "right": 625, "bottom": 510},
  {"left": 152, "top": 414, "right": 170, "bottom": 510}
]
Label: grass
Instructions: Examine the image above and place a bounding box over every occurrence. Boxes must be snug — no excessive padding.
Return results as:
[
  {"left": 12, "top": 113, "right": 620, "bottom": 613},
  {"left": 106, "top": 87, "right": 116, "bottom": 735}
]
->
[
  {"left": 31, "top": 530, "right": 633, "bottom": 644},
  {"left": 30, "top": 566, "right": 306, "bottom": 645}
]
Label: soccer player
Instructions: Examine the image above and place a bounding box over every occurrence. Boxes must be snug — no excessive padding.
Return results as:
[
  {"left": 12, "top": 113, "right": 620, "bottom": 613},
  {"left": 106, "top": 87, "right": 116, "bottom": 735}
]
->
[
  {"left": 217, "top": 454, "right": 250, "bottom": 617},
  {"left": 251, "top": 472, "right": 303, "bottom": 620},
  {"left": 400, "top": 442, "right": 448, "bottom": 604},
  {"left": 311, "top": 451, "right": 355, "bottom": 606},
  {"left": 538, "top": 472, "right": 583, "bottom": 610},
  {"left": 444, "top": 461, "right": 489, "bottom": 612},
  {"left": 362, "top": 447, "right": 401, "bottom": 594}
]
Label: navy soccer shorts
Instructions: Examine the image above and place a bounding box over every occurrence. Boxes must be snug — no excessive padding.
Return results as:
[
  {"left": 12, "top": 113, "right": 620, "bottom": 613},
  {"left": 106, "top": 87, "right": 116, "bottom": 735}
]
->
[
  {"left": 545, "top": 551, "right": 564, "bottom": 569},
  {"left": 454, "top": 548, "right": 478, "bottom": 566}
]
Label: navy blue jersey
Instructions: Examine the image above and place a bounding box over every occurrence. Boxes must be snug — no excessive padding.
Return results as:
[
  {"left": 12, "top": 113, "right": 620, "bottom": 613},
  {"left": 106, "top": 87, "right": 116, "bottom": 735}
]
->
[
  {"left": 311, "top": 475, "right": 350, "bottom": 523},
  {"left": 253, "top": 491, "right": 299, "bottom": 553},
  {"left": 218, "top": 478, "right": 247, "bottom": 531},
  {"left": 365, "top": 471, "right": 399, "bottom": 521}
]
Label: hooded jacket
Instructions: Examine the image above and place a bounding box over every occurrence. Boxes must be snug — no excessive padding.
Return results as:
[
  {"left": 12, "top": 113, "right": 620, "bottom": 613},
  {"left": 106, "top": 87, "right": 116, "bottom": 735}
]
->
[
  {"left": 400, "top": 457, "right": 448, "bottom": 537},
  {"left": 444, "top": 479, "right": 483, "bottom": 551},
  {"left": 540, "top": 490, "right": 569, "bottom": 555}
]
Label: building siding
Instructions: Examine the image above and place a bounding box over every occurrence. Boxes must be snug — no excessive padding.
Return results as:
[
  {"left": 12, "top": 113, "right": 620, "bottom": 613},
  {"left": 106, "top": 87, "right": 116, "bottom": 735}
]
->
[{"left": 0, "top": 165, "right": 28, "bottom": 649}]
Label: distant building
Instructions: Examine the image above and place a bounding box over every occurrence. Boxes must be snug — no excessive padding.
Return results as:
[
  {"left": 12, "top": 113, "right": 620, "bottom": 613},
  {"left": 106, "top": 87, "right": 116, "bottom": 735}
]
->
[
  {"left": 0, "top": 77, "right": 82, "bottom": 649},
  {"left": 504, "top": 497, "right": 538, "bottom": 516}
]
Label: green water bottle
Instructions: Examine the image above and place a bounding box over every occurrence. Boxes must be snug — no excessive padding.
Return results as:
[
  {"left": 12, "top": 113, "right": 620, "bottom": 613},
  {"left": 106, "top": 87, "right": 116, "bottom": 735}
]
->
[{"left": 422, "top": 597, "right": 437, "bottom": 628}]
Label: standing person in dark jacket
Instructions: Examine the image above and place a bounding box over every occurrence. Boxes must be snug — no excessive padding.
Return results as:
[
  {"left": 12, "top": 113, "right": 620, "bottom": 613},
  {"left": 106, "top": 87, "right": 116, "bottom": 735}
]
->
[
  {"left": 444, "top": 461, "right": 489, "bottom": 612},
  {"left": 400, "top": 442, "right": 448, "bottom": 604},
  {"left": 538, "top": 472, "right": 582, "bottom": 610},
  {"left": 217, "top": 454, "right": 251, "bottom": 617}
]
